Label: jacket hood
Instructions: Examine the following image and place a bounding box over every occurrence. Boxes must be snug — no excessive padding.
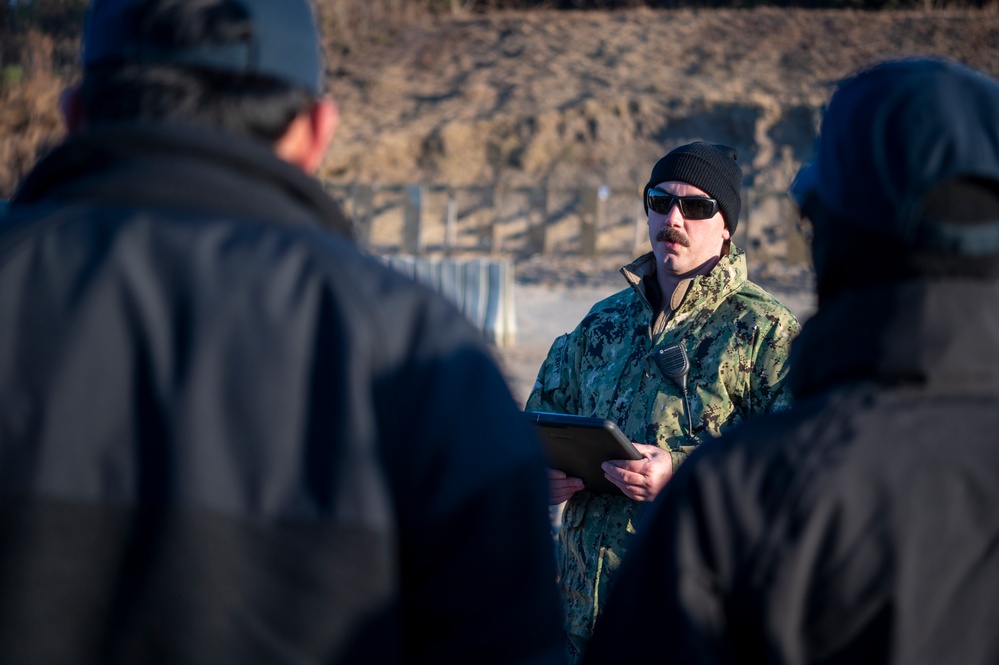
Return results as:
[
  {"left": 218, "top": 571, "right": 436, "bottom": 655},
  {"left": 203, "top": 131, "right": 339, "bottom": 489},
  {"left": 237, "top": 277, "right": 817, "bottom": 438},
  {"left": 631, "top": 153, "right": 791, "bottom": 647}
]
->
[{"left": 792, "top": 56, "right": 999, "bottom": 254}]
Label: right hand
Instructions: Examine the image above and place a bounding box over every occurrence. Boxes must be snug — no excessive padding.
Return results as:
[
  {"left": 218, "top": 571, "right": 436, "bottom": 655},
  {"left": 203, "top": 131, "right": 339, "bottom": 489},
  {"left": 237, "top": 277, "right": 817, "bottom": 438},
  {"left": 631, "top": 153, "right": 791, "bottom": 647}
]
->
[{"left": 548, "top": 468, "right": 584, "bottom": 505}]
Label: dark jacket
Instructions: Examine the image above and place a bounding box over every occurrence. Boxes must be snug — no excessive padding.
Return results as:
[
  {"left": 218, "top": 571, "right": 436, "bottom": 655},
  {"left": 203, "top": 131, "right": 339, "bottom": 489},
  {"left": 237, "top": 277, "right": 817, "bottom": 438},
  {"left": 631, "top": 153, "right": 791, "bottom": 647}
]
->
[
  {"left": 583, "top": 278, "right": 999, "bottom": 665},
  {"left": 0, "top": 123, "right": 565, "bottom": 665}
]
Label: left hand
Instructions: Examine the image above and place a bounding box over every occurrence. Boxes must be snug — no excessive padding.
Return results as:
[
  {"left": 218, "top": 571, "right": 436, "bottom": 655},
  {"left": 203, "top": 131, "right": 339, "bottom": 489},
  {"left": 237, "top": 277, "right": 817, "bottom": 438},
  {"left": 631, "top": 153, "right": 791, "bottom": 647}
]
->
[{"left": 601, "top": 443, "right": 673, "bottom": 502}]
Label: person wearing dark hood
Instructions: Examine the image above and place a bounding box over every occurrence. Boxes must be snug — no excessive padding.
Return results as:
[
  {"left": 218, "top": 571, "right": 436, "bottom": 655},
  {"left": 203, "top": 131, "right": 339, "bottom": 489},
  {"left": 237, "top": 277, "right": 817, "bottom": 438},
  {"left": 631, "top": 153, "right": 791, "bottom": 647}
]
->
[
  {"left": 0, "top": 1, "right": 565, "bottom": 663},
  {"left": 582, "top": 55, "right": 999, "bottom": 665}
]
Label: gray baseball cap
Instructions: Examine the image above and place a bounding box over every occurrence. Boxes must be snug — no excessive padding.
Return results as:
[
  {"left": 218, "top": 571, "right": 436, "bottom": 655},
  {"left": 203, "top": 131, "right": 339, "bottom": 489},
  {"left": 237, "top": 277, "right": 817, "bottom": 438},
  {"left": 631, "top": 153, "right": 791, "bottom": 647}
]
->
[
  {"left": 82, "top": 0, "right": 324, "bottom": 95},
  {"left": 792, "top": 56, "right": 999, "bottom": 256}
]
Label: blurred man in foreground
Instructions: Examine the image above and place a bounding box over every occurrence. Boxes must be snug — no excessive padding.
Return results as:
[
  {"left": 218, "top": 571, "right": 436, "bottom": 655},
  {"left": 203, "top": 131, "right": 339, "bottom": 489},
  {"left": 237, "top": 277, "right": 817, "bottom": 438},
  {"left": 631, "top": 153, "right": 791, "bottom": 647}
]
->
[
  {"left": 584, "top": 55, "right": 999, "bottom": 665},
  {"left": 0, "top": 1, "right": 564, "bottom": 662}
]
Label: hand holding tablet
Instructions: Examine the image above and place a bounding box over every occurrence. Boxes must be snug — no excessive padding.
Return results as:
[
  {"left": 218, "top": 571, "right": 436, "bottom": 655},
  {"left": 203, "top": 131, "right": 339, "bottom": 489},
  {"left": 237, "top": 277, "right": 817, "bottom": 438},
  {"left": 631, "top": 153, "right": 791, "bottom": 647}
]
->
[{"left": 524, "top": 411, "right": 643, "bottom": 495}]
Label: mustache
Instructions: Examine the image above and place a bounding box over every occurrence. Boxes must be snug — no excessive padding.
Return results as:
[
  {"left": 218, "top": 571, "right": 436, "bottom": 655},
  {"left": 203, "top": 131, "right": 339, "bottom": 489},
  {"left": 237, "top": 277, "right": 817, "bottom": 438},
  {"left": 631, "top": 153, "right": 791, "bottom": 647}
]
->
[{"left": 656, "top": 227, "right": 690, "bottom": 247}]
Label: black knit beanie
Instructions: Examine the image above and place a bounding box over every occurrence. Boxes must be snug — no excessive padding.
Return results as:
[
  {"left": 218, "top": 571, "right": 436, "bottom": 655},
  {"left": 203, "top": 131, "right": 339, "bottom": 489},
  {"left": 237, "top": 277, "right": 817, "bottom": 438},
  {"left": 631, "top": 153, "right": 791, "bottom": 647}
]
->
[{"left": 643, "top": 142, "right": 743, "bottom": 233}]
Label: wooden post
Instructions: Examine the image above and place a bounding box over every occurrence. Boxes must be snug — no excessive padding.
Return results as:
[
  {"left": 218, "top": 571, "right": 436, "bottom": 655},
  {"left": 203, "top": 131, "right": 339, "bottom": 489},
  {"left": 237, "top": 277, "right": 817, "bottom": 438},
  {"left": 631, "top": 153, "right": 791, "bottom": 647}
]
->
[
  {"left": 580, "top": 186, "right": 608, "bottom": 257},
  {"left": 403, "top": 184, "right": 424, "bottom": 255},
  {"left": 527, "top": 185, "right": 549, "bottom": 256},
  {"left": 634, "top": 199, "right": 647, "bottom": 255},
  {"left": 444, "top": 188, "right": 458, "bottom": 254},
  {"left": 351, "top": 184, "right": 375, "bottom": 245},
  {"left": 479, "top": 186, "right": 500, "bottom": 254}
]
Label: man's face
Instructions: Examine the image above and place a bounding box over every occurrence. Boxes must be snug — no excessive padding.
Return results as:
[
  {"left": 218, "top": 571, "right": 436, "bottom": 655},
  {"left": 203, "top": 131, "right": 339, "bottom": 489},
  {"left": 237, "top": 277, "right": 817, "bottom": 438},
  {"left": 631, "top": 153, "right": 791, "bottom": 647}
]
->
[{"left": 647, "top": 180, "right": 731, "bottom": 279}]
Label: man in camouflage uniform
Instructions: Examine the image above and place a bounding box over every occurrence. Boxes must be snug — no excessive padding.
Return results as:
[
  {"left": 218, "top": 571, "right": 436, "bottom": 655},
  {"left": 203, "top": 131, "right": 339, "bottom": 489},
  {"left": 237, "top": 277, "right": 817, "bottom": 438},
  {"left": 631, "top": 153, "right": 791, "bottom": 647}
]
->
[{"left": 526, "top": 141, "right": 799, "bottom": 663}]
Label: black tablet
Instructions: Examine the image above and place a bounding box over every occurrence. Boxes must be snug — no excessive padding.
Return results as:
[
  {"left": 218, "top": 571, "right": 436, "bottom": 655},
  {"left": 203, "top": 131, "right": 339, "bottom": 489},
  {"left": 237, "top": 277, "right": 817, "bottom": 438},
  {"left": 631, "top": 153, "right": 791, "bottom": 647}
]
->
[{"left": 525, "top": 411, "right": 643, "bottom": 495}]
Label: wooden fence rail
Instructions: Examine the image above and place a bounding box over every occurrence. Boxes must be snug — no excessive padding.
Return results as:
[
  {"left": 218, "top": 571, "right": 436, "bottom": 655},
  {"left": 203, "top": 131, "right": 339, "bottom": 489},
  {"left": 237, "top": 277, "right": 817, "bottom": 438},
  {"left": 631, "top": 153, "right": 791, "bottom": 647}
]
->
[
  {"left": 323, "top": 182, "right": 806, "bottom": 264},
  {"left": 325, "top": 182, "right": 637, "bottom": 257}
]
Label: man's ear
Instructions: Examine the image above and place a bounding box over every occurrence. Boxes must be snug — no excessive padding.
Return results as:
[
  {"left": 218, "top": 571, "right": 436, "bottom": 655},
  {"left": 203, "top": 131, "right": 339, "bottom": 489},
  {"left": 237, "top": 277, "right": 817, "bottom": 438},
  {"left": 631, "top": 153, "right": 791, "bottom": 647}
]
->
[
  {"left": 59, "top": 86, "right": 86, "bottom": 135},
  {"left": 308, "top": 98, "right": 339, "bottom": 173},
  {"left": 275, "top": 98, "right": 339, "bottom": 175}
]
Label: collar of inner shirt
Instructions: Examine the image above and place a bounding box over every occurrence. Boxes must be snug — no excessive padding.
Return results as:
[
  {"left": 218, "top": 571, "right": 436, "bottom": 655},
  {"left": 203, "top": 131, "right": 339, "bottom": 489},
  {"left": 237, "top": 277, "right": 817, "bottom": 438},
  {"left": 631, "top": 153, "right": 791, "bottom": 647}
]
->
[{"left": 648, "top": 278, "right": 693, "bottom": 337}]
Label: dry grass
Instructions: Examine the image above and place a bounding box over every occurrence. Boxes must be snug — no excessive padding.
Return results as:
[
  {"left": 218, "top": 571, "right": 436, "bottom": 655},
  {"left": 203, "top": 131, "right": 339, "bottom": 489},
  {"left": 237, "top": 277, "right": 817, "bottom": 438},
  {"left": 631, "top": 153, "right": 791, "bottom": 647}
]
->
[
  {"left": 4, "top": 1, "right": 999, "bottom": 202},
  {"left": 1, "top": 28, "right": 67, "bottom": 198}
]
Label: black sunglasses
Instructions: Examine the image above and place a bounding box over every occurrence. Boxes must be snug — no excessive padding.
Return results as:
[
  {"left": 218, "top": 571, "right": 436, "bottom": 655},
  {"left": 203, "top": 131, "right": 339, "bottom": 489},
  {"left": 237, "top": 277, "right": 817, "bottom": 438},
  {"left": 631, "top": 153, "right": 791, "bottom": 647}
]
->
[{"left": 646, "top": 188, "right": 719, "bottom": 220}]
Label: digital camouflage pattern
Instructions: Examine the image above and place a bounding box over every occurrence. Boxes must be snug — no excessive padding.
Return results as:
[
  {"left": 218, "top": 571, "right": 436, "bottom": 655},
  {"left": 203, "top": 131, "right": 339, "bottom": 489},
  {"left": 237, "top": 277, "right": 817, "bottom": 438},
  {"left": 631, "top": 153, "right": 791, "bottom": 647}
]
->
[{"left": 526, "top": 245, "right": 799, "bottom": 663}]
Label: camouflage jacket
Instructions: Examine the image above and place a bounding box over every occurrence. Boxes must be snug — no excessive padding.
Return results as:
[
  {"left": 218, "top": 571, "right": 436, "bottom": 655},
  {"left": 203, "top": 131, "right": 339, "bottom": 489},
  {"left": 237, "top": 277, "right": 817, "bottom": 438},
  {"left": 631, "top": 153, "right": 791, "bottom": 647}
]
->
[{"left": 525, "top": 245, "right": 799, "bottom": 660}]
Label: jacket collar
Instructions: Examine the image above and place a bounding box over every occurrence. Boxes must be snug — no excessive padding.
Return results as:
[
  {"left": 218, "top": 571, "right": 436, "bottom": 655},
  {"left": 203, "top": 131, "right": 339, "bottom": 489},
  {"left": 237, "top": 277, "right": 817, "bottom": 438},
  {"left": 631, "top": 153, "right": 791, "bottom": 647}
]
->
[
  {"left": 12, "top": 122, "right": 354, "bottom": 239},
  {"left": 790, "top": 279, "right": 999, "bottom": 398},
  {"left": 620, "top": 244, "right": 748, "bottom": 323}
]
